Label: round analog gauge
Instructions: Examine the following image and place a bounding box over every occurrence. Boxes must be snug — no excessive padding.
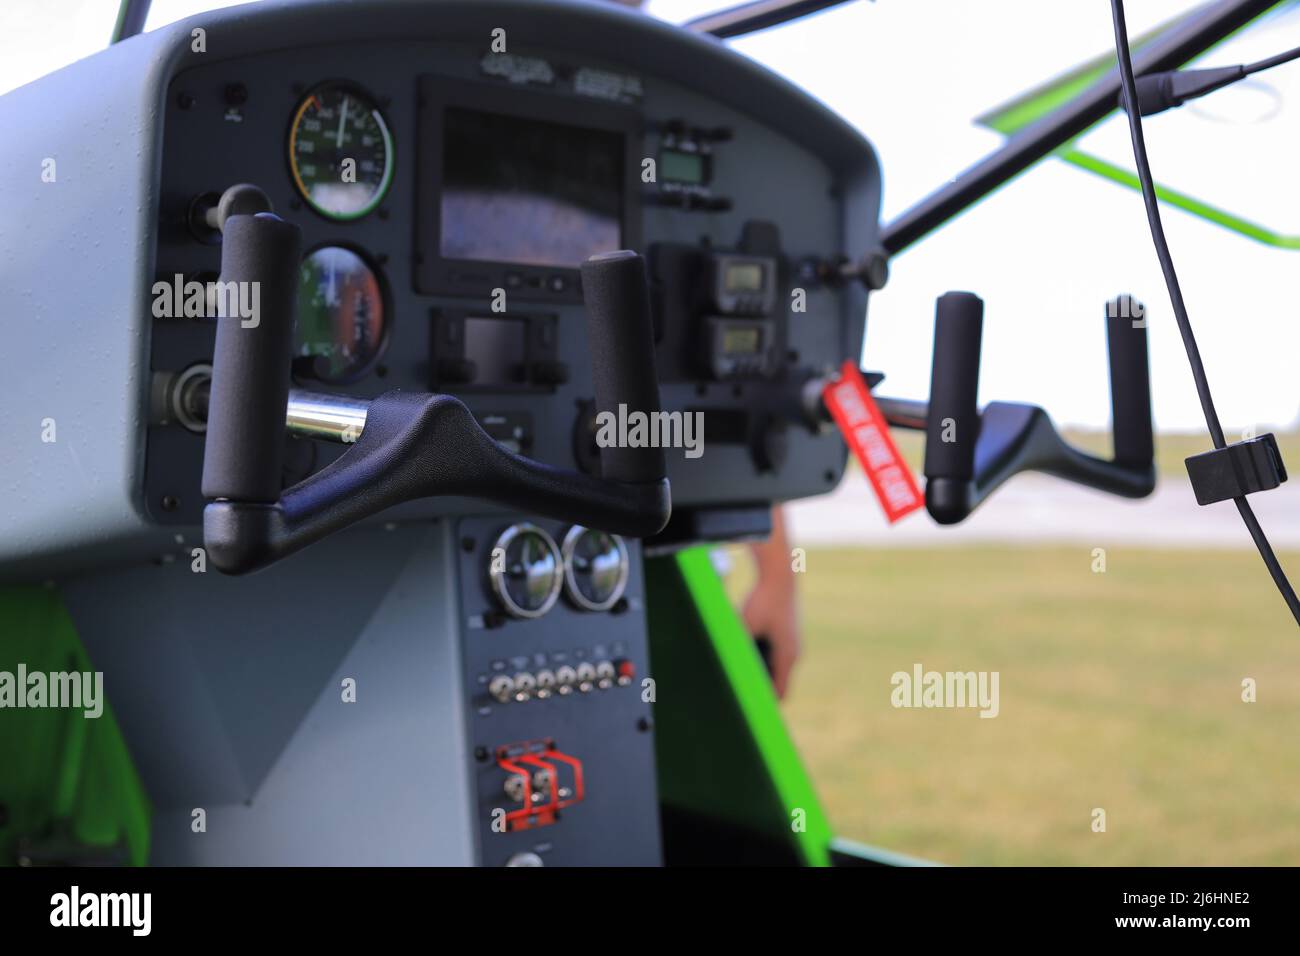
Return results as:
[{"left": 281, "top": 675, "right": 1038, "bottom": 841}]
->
[
  {"left": 489, "top": 524, "right": 564, "bottom": 619},
  {"left": 562, "top": 526, "right": 630, "bottom": 612},
  {"left": 296, "top": 245, "right": 388, "bottom": 384},
  {"left": 288, "top": 83, "right": 394, "bottom": 220}
]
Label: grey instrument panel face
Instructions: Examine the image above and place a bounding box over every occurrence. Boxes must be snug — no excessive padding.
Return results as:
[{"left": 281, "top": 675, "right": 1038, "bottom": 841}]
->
[
  {"left": 456, "top": 515, "right": 660, "bottom": 866},
  {"left": 147, "top": 35, "right": 870, "bottom": 526}
]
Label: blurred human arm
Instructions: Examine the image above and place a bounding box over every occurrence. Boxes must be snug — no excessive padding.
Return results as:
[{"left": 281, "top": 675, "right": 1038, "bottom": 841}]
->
[{"left": 741, "top": 505, "right": 801, "bottom": 698}]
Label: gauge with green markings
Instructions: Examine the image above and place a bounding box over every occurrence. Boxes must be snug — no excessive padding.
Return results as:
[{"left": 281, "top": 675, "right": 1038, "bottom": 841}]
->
[{"left": 288, "top": 83, "right": 393, "bottom": 220}]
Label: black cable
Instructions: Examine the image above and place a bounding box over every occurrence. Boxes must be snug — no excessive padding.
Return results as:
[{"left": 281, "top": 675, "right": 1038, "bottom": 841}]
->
[
  {"left": 1128, "top": 39, "right": 1300, "bottom": 116},
  {"left": 1109, "top": 0, "right": 1300, "bottom": 628},
  {"left": 1244, "top": 42, "right": 1300, "bottom": 75}
]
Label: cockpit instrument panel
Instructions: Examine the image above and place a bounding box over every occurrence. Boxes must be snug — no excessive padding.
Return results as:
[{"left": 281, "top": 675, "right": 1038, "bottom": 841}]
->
[{"left": 135, "top": 2, "right": 880, "bottom": 540}]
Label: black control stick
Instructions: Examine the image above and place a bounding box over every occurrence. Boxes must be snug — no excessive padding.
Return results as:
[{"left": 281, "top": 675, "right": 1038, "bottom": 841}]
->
[
  {"left": 923, "top": 292, "right": 983, "bottom": 507},
  {"left": 202, "top": 216, "right": 671, "bottom": 575},
  {"left": 202, "top": 213, "right": 300, "bottom": 503},
  {"left": 773, "top": 290, "right": 1155, "bottom": 525},
  {"left": 923, "top": 292, "right": 1155, "bottom": 524},
  {"left": 581, "top": 250, "right": 667, "bottom": 485}
]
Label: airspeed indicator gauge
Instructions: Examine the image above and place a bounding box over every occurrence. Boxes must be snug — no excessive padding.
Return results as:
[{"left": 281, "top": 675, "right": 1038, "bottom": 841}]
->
[{"left": 289, "top": 83, "right": 394, "bottom": 220}]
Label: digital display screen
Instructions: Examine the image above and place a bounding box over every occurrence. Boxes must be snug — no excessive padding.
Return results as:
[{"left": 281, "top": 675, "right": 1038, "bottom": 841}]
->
[
  {"left": 464, "top": 316, "right": 526, "bottom": 385},
  {"left": 725, "top": 262, "right": 765, "bottom": 292},
  {"left": 722, "top": 327, "right": 762, "bottom": 354},
  {"left": 660, "top": 148, "right": 706, "bottom": 185},
  {"left": 441, "top": 108, "right": 623, "bottom": 269}
]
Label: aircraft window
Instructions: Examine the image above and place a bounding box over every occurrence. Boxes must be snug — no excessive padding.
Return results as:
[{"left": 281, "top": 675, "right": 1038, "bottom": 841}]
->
[
  {"left": 669, "top": 0, "right": 1300, "bottom": 432},
  {"left": 0, "top": 0, "right": 119, "bottom": 96},
  {"left": 144, "top": 0, "right": 260, "bottom": 32}
]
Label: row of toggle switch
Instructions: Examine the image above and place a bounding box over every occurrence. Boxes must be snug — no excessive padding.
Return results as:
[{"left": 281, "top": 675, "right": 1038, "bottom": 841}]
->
[{"left": 487, "top": 659, "right": 635, "bottom": 704}]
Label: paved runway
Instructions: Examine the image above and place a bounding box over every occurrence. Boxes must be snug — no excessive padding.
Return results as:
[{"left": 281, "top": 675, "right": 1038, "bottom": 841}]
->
[{"left": 785, "top": 473, "right": 1300, "bottom": 550}]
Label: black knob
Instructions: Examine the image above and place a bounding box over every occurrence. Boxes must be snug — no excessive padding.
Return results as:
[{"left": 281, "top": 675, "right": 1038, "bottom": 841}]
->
[
  {"left": 749, "top": 415, "right": 788, "bottom": 473},
  {"left": 531, "top": 359, "right": 570, "bottom": 386}
]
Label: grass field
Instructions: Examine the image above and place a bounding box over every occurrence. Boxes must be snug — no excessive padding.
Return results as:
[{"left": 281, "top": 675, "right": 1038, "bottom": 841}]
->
[{"left": 726, "top": 545, "right": 1300, "bottom": 865}]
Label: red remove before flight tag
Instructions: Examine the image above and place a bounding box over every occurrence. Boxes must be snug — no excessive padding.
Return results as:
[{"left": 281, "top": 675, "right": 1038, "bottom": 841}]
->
[{"left": 822, "top": 360, "right": 924, "bottom": 524}]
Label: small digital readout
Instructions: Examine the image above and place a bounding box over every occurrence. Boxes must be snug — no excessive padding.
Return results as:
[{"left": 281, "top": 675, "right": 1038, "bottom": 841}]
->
[
  {"left": 659, "top": 148, "right": 707, "bottom": 185},
  {"left": 722, "top": 326, "right": 762, "bottom": 354},
  {"left": 724, "top": 262, "right": 765, "bottom": 292}
]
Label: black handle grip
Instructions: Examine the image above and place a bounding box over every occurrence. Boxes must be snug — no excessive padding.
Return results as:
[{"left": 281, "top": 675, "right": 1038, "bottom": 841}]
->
[
  {"left": 201, "top": 213, "right": 302, "bottom": 502},
  {"left": 1105, "top": 295, "right": 1154, "bottom": 468},
  {"left": 203, "top": 239, "right": 672, "bottom": 574},
  {"left": 924, "top": 291, "right": 983, "bottom": 481},
  {"left": 579, "top": 250, "right": 666, "bottom": 484}
]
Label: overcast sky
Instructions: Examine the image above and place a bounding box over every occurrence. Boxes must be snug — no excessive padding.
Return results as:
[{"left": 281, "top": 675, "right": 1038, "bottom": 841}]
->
[{"left": 5, "top": 0, "right": 1297, "bottom": 432}]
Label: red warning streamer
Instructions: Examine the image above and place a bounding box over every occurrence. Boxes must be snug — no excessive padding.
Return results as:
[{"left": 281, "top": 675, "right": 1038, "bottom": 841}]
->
[{"left": 822, "top": 360, "right": 924, "bottom": 524}]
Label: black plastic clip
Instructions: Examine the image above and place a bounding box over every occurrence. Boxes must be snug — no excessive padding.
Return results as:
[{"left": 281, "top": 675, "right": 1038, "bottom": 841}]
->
[{"left": 1185, "top": 434, "right": 1288, "bottom": 506}]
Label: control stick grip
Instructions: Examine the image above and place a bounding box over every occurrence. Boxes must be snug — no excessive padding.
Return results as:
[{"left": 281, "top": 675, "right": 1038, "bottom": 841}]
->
[
  {"left": 201, "top": 213, "right": 302, "bottom": 503},
  {"left": 923, "top": 291, "right": 983, "bottom": 482},
  {"left": 1105, "top": 296, "right": 1154, "bottom": 468},
  {"left": 579, "top": 251, "right": 667, "bottom": 484}
]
